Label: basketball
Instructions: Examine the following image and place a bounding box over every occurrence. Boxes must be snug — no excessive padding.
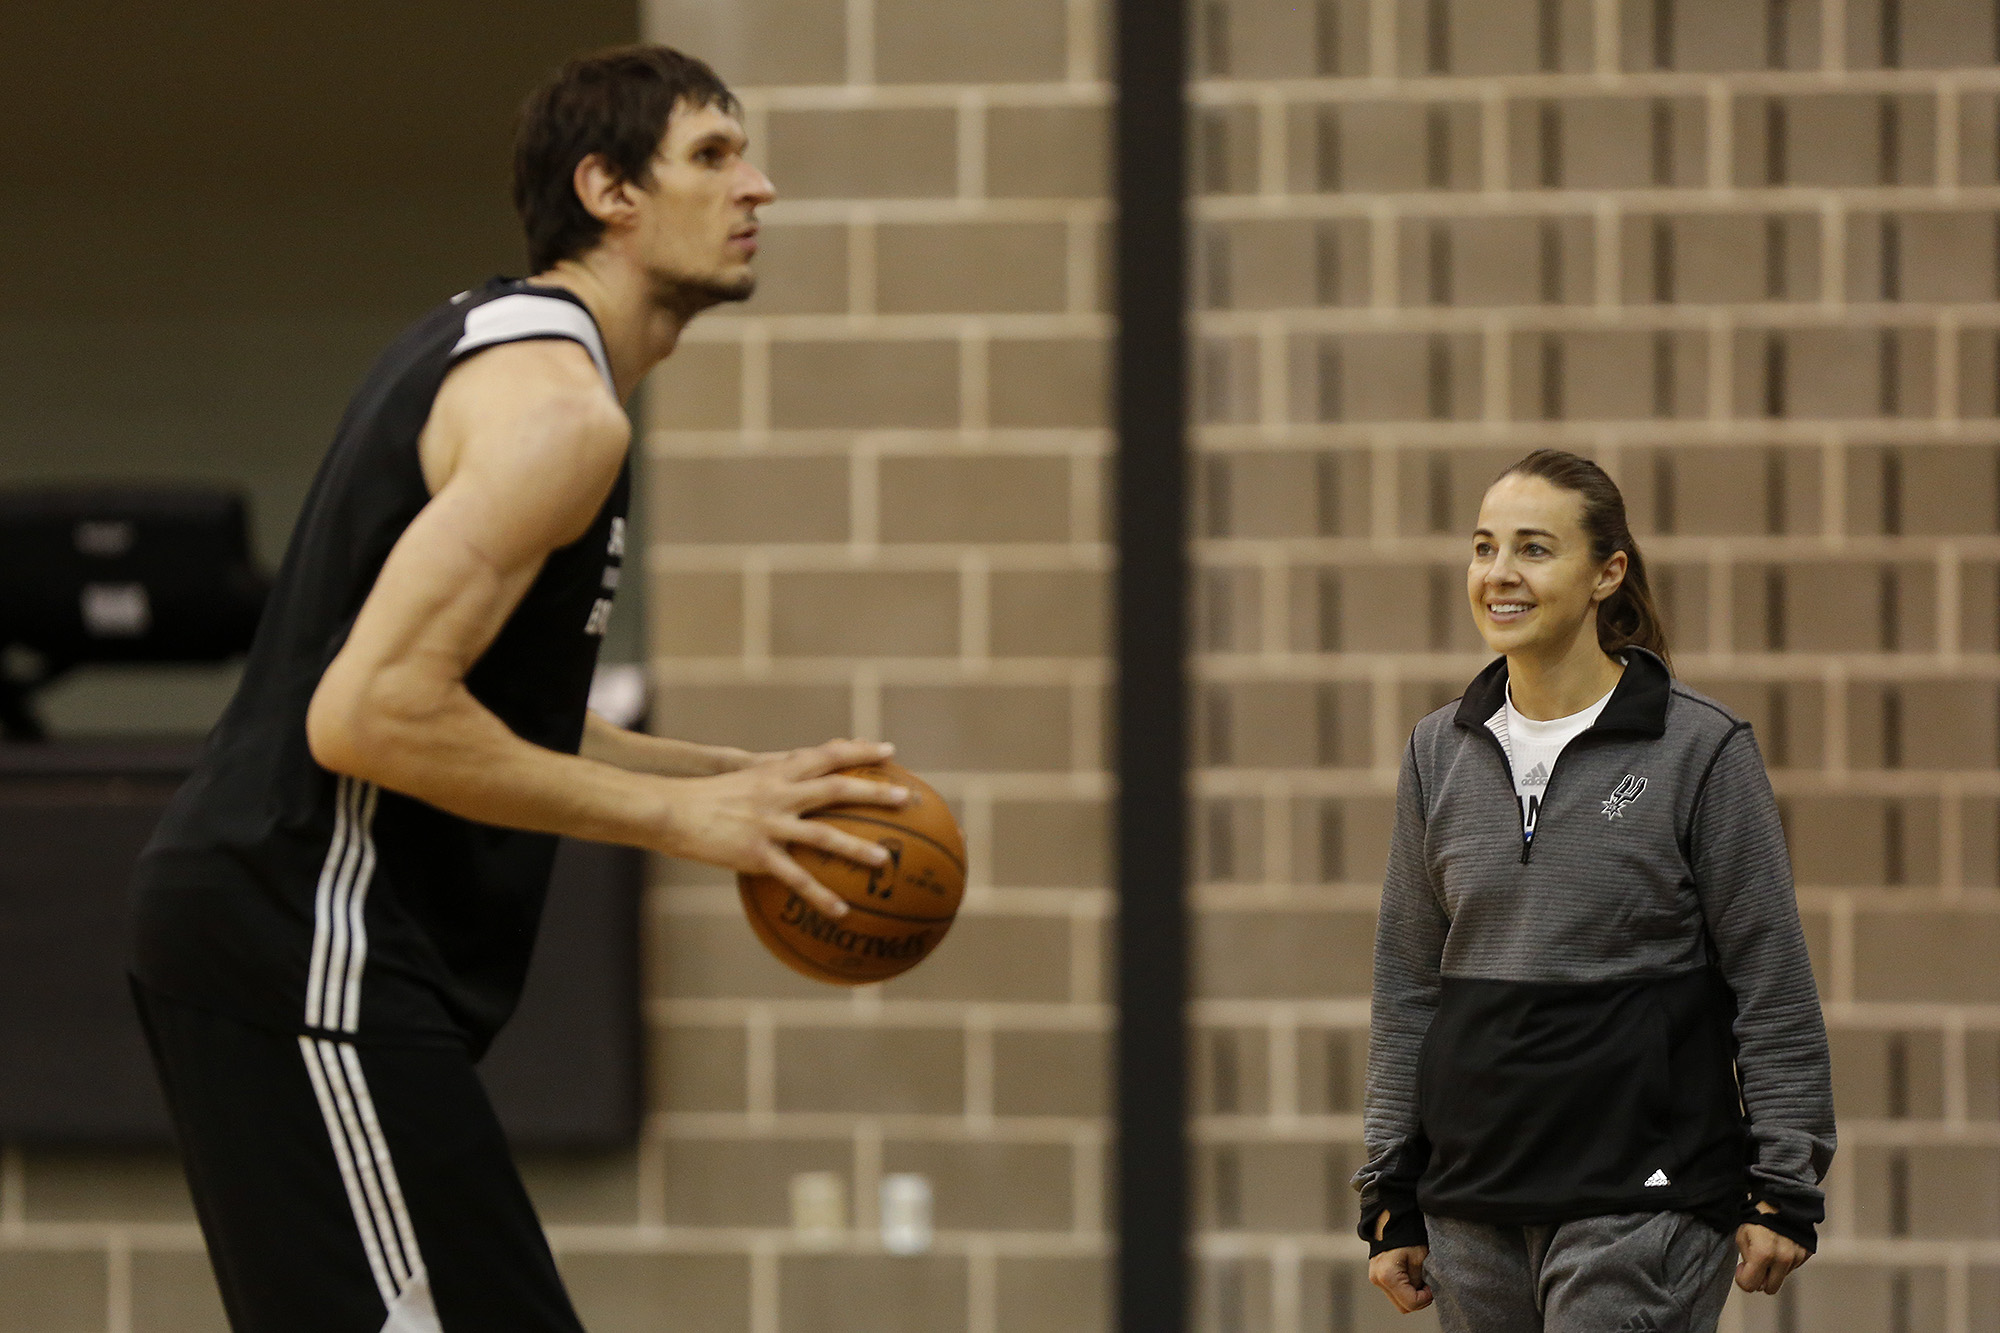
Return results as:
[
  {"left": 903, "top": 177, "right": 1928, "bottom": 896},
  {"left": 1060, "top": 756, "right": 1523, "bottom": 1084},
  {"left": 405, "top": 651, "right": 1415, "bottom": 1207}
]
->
[{"left": 738, "top": 760, "right": 966, "bottom": 985}]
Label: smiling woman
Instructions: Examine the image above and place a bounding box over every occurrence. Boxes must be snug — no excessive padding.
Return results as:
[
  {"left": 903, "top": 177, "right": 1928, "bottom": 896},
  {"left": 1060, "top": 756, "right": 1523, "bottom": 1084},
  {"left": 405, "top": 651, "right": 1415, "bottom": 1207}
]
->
[{"left": 1355, "top": 449, "right": 1836, "bottom": 1333}]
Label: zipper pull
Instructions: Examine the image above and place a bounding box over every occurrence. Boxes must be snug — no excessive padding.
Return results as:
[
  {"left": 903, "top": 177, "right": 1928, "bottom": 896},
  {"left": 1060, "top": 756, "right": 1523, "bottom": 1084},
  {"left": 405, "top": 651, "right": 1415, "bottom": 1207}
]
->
[{"left": 1520, "top": 837, "right": 1532, "bottom": 864}]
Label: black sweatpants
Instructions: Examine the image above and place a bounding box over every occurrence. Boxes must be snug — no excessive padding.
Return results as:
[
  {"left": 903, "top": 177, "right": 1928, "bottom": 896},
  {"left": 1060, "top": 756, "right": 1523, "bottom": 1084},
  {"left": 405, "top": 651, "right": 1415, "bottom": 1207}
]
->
[{"left": 133, "top": 979, "right": 585, "bottom": 1333}]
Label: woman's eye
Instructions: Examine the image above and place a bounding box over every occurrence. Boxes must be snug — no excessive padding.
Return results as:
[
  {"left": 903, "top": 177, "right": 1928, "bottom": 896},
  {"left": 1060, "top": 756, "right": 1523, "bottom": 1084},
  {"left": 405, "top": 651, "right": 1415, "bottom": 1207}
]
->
[{"left": 1522, "top": 543, "right": 1547, "bottom": 556}]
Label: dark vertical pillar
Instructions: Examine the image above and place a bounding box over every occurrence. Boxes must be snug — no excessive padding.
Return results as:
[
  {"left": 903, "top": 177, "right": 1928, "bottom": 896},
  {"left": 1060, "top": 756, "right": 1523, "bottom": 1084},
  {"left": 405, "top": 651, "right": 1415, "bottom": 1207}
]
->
[{"left": 1113, "top": 0, "right": 1190, "bottom": 1330}]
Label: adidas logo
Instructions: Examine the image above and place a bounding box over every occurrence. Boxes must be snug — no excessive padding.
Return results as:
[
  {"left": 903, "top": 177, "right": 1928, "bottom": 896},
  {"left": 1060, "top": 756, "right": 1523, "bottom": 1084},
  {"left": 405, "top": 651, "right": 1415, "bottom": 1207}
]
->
[
  {"left": 1521, "top": 761, "right": 1549, "bottom": 788},
  {"left": 1644, "top": 1168, "right": 1671, "bottom": 1188},
  {"left": 1616, "top": 1313, "right": 1660, "bottom": 1333}
]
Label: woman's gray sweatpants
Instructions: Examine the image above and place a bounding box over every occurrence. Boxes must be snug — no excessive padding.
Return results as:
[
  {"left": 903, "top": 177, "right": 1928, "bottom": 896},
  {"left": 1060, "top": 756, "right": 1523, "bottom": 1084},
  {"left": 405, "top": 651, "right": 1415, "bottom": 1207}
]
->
[{"left": 1424, "top": 1211, "right": 1737, "bottom": 1333}]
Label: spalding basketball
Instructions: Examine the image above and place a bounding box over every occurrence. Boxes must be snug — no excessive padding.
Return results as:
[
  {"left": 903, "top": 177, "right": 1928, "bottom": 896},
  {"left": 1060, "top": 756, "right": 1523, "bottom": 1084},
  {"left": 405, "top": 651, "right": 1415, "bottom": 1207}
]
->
[{"left": 739, "top": 761, "right": 966, "bottom": 985}]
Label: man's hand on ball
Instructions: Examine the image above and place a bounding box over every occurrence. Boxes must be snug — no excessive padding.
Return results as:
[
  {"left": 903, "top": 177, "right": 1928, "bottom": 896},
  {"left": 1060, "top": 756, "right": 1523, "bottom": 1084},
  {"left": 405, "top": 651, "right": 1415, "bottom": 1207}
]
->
[
  {"left": 660, "top": 738, "right": 910, "bottom": 919},
  {"left": 1735, "top": 1202, "right": 1809, "bottom": 1295}
]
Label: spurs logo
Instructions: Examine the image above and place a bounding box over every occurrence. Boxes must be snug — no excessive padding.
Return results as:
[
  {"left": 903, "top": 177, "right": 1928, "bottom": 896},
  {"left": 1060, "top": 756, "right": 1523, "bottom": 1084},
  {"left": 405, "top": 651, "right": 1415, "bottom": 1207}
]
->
[{"left": 1601, "top": 774, "right": 1648, "bottom": 819}]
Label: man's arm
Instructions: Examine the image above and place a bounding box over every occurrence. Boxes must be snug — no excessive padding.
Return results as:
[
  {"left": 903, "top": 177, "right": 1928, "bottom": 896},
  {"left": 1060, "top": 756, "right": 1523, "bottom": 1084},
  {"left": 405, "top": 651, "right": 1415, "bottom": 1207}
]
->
[
  {"left": 306, "top": 340, "right": 900, "bottom": 915},
  {"left": 579, "top": 711, "right": 767, "bottom": 778}
]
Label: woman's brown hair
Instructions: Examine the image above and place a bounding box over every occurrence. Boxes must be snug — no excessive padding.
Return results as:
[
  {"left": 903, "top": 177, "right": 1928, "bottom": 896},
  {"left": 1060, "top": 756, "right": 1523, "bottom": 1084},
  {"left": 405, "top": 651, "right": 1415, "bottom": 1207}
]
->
[{"left": 1498, "top": 449, "right": 1672, "bottom": 674}]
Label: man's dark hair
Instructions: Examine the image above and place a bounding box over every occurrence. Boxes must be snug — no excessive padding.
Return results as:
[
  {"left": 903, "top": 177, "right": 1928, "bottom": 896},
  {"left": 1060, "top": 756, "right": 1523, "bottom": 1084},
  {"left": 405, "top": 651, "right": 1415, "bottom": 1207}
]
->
[{"left": 513, "top": 45, "right": 740, "bottom": 273}]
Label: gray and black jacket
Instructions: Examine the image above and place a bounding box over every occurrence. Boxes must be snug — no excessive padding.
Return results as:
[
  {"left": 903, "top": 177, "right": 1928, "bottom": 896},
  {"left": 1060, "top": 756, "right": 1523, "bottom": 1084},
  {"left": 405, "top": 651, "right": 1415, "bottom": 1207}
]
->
[{"left": 1355, "top": 650, "right": 1835, "bottom": 1254}]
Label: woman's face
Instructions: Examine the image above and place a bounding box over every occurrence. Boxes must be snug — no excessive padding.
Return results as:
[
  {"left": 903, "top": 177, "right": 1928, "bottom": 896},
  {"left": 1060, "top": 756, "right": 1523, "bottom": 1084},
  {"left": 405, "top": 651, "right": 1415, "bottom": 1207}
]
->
[{"left": 1466, "top": 474, "right": 1625, "bottom": 659}]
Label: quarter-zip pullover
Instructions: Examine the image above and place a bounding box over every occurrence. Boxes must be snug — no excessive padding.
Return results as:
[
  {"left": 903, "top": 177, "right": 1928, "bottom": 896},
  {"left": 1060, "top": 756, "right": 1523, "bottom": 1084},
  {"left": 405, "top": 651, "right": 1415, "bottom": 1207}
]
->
[{"left": 1355, "top": 650, "right": 1835, "bottom": 1255}]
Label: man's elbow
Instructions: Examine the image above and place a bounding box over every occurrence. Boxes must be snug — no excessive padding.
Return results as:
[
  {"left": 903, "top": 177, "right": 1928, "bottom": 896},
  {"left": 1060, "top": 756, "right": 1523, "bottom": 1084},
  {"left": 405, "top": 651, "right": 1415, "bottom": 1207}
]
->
[
  {"left": 306, "top": 668, "right": 438, "bottom": 785},
  {"left": 305, "top": 680, "right": 376, "bottom": 781}
]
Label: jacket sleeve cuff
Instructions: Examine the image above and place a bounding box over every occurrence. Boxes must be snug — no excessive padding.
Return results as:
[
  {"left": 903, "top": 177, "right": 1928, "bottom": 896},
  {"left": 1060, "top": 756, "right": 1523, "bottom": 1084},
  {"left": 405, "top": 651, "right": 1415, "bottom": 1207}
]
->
[
  {"left": 1741, "top": 1197, "right": 1820, "bottom": 1254},
  {"left": 1359, "top": 1191, "right": 1430, "bottom": 1255}
]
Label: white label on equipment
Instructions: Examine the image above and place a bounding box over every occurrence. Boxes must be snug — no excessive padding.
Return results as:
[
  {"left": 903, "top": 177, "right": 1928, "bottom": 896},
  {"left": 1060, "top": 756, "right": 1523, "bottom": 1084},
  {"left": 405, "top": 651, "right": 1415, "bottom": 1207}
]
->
[{"left": 81, "top": 582, "right": 151, "bottom": 637}]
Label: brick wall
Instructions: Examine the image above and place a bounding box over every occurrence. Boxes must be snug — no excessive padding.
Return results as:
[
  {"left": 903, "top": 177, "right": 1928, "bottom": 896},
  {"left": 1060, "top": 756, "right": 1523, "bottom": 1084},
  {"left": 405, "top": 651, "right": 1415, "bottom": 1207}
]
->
[
  {"left": 630, "top": 1, "right": 1115, "bottom": 1330},
  {"left": 1189, "top": 2, "right": 2000, "bottom": 1332}
]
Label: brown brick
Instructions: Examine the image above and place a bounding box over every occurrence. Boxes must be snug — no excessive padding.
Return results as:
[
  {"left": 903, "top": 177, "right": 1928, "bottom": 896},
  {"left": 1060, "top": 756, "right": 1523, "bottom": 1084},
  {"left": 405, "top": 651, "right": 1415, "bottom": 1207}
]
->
[
  {"left": 878, "top": 455, "right": 1072, "bottom": 544},
  {"left": 1786, "top": 796, "right": 1939, "bottom": 887},
  {"left": 648, "top": 341, "right": 741, "bottom": 430},
  {"left": 659, "top": 1137, "right": 850, "bottom": 1227},
  {"left": 1202, "top": 682, "right": 1318, "bottom": 769},
  {"left": 1830, "top": 1029, "right": 1945, "bottom": 1121},
  {"left": 987, "top": 108, "right": 1110, "bottom": 200},
  {"left": 1541, "top": 331, "right": 1657, "bottom": 421},
  {"left": 1860, "top": 211, "right": 1997, "bottom": 302},
  {"left": 130, "top": 1250, "right": 227, "bottom": 1333},
  {"left": 1196, "top": 910, "right": 1375, "bottom": 999},
  {"left": 996, "top": 1258, "right": 1107, "bottom": 1333},
  {"left": 1672, "top": 447, "right": 1781, "bottom": 536},
  {"left": 989, "top": 339, "right": 1109, "bottom": 428},
  {"left": 992, "top": 1030, "right": 1108, "bottom": 1117},
  {"left": 990, "top": 799, "right": 1108, "bottom": 887},
  {"left": 0, "top": 1251, "right": 105, "bottom": 1333},
  {"left": 648, "top": 0, "right": 847, "bottom": 86},
  {"left": 874, "top": 0, "right": 1067, "bottom": 83},
  {"left": 651, "top": 457, "right": 849, "bottom": 544},
  {"left": 648, "top": 684, "right": 852, "bottom": 752},
  {"left": 770, "top": 340, "right": 959, "bottom": 430},
  {"left": 1850, "top": 682, "right": 1998, "bottom": 770},
  {"left": 23, "top": 1149, "right": 195, "bottom": 1222},
  {"left": 1298, "top": 1027, "right": 1369, "bottom": 1115},
  {"left": 1966, "top": 564, "right": 2000, "bottom": 653},
  {"left": 1854, "top": 911, "right": 2000, "bottom": 1002},
  {"left": 1852, "top": 1146, "right": 2000, "bottom": 1238},
  {"left": 1327, "top": 102, "right": 1433, "bottom": 193},
  {"left": 1760, "top": 562, "right": 1935, "bottom": 654},
  {"left": 650, "top": 1023, "right": 748, "bottom": 1113},
  {"left": 1324, "top": 332, "right": 1482, "bottom": 423},
  {"left": 881, "top": 1140, "right": 1072, "bottom": 1230},
  {"left": 1648, "top": 0, "right": 1816, "bottom": 70},
  {"left": 766, "top": 108, "right": 958, "bottom": 199},
  {"left": 1558, "top": 97, "right": 1667, "bottom": 189},
  {"left": 744, "top": 223, "right": 852, "bottom": 315},
  {"left": 1737, "top": 95, "right": 1935, "bottom": 189},
  {"left": 562, "top": 1253, "right": 750, "bottom": 1333},
  {"left": 876, "top": 223, "right": 1067, "bottom": 314},
  {"left": 1898, "top": 0, "right": 2000, "bottom": 68},
  {"left": 1215, "top": 219, "right": 1319, "bottom": 311},
  {"left": 1195, "top": 1026, "right": 1270, "bottom": 1115},
  {"left": 1779, "top": 1263, "right": 1945, "bottom": 1333},
  {"left": 1194, "top": 1259, "right": 1276, "bottom": 1331},
  {"left": 1329, "top": 565, "right": 1432, "bottom": 649},
  {"left": 779, "top": 1255, "right": 968, "bottom": 1333},
  {"left": 770, "top": 570, "right": 960, "bottom": 657},
  {"left": 882, "top": 684, "right": 1072, "bottom": 772},
  {"left": 881, "top": 914, "right": 1072, "bottom": 1002},
  {"left": 1198, "top": 1142, "right": 1342, "bottom": 1232},
  {"left": 1411, "top": 217, "right": 1547, "bottom": 308},
  {"left": 775, "top": 1026, "right": 964, "bottom": 1114},
  {"left": 652, "top": 572, "right": 744, "bottom": 657},
  {"left": 989, "top": 570, "right": 1106, "bottom": 659},
  {"left": 1887, "top": 444, "right": 2000, "bottom": 536},
  {"left": 516, "top": 1149, "right": 640, "bottom": 1226},
  {"left": 657, "top": 911, "right": 835, "bottom": 1000}
]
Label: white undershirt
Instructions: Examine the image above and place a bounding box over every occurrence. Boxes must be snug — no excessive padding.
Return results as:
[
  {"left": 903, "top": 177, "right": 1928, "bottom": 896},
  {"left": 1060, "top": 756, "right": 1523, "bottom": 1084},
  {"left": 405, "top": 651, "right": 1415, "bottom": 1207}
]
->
[{"left": 1485, "top": 683, "right": 1615, "bottom": 840}]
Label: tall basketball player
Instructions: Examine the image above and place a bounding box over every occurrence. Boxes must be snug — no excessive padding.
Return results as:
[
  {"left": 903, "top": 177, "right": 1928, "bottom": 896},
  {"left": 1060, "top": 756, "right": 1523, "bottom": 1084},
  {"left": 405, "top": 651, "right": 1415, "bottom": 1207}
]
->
[{"left": 129, "top": 46, "right": 902, "bottom": 1333}]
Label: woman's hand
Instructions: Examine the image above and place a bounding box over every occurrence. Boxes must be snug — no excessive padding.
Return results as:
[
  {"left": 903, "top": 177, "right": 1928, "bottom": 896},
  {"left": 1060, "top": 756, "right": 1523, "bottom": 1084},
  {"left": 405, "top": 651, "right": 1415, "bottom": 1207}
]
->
[
  {"left": 1735, "top": 1201, "right": 1809, "bottom": 1295},
  {"left": 1369, "top": 1245, "right": 1432, "bottom": 1313}
]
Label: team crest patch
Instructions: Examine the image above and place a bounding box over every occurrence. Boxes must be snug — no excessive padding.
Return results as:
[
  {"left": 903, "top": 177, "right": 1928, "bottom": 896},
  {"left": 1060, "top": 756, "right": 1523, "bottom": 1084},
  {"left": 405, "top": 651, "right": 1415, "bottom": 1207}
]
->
[{"left": 1602, "top": 774, "right": 1648, "bottom": 819}]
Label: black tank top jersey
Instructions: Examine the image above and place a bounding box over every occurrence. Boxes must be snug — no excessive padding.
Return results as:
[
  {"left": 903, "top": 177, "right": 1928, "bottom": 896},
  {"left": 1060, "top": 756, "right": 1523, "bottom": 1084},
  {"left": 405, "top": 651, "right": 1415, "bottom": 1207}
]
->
[{"left": 132, "top": 279, "right": 629, "bottom": 1054}]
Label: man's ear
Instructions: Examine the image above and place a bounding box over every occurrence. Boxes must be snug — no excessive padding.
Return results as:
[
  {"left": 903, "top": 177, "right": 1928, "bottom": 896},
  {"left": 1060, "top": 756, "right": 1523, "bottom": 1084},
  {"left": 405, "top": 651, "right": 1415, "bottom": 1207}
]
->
[{"left": 572, "top": 153, "right": 640, "bottom": 229}]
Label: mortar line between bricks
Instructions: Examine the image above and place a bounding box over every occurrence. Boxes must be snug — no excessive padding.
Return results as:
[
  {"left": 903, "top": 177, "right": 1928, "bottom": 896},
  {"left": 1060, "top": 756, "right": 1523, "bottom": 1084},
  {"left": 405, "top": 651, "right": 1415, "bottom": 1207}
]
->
[
  {"left": 106, "top": 1233, "right": 131, "bottom": 1333},
  {"left": 542, "top": 1224, "right": 1108, "bottom": 1258}
]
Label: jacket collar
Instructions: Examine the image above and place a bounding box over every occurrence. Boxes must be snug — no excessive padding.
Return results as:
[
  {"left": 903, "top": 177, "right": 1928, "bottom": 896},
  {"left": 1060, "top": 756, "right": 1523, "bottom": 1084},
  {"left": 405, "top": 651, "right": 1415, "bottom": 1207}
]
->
[{"left": 1452, "top": 647, "right": 1672, "bottom": 739}]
